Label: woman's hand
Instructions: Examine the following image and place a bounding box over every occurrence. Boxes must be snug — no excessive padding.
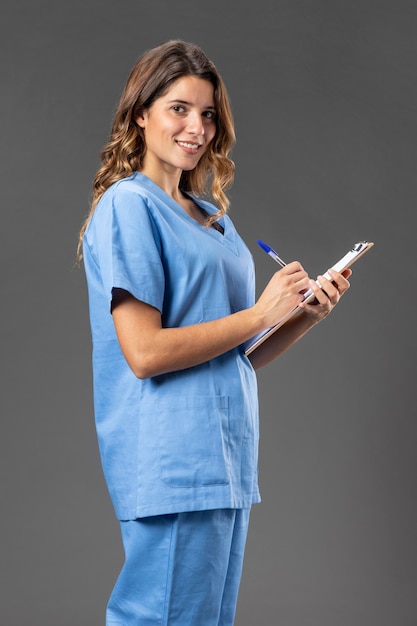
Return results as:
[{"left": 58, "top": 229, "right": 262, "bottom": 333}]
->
[
  {"left": 253, "top": 261, "right": 311, "bottom": 329},
  {"left": 298, "top": 268, "right": 352, "bottom": 324}
]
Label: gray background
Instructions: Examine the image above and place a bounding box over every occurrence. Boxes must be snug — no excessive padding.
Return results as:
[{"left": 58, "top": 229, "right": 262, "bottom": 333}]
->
[{"left": 1, "top": 1, "right": 416, "bottom": 624}]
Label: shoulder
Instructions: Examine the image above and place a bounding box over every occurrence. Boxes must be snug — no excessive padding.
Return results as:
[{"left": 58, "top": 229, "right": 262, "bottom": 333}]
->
[
  {"left": 85, "top": 176, "right": 163, "bottom": 256},
  {"left": 103, "top": 173, "right": 152, "bottom": 206},
  {"left": 91, "top": 174, "right": 155, "bottom": 228}
]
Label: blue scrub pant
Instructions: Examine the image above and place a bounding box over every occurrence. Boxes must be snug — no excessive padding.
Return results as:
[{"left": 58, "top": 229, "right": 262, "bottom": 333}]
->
[{"left": 106, "top": 508, "right": 250, "bottom": 626}]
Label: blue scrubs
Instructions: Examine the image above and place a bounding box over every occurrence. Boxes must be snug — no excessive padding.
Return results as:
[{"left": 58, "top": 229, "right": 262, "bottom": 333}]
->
[
  {"left": 83, "top": 172, "right": 261, "bottom": 521},
  {"left": 106, "top": 509, "right": 250, "bottom": 626}
]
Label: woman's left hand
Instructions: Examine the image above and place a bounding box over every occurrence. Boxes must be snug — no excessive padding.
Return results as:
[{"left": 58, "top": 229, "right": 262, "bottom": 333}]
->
[{"left": 298, "top": 268, "right": 352, "bottom": 324}]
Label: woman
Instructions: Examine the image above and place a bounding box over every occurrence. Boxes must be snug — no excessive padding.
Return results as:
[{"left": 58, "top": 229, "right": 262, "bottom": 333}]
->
[{"left": 78, "top": 40, "right": 351, "bottom": 626}]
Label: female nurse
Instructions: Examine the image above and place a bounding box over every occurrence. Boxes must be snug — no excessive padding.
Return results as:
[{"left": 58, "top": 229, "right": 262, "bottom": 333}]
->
[{"left": 78, "top": 40, "right": 351, "bottom": 626}]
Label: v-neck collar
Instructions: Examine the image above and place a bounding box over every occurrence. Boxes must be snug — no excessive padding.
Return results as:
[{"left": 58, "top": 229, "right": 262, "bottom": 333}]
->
[{"left": 132, "top": 172, "right": 238, "bottom": 251}]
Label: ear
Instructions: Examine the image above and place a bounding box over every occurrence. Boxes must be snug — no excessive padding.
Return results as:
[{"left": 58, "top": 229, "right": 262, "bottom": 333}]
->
[{"left": 135, "top": 110, "right": 147, "bottom": 129}]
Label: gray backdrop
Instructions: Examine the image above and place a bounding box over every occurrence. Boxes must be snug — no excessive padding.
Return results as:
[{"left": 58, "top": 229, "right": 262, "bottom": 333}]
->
[{"left": 1, "top": 1, "right": 416, "bottom": 624}]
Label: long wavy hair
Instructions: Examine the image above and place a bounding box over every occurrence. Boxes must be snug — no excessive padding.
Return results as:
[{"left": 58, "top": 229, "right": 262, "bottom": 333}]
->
[{"left": 77, "top": 40, "right": 236, "bottom": 262}]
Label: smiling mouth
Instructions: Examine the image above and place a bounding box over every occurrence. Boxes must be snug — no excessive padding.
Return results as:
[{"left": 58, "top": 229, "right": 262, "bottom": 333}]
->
[{"left": 176, "top": 140, "right": 202, "bottom": 150}]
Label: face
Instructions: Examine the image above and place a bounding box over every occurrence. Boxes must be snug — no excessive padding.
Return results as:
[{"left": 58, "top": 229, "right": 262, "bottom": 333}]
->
[{"left": 136, "top": 76, "right": 217, "bottom": 178}]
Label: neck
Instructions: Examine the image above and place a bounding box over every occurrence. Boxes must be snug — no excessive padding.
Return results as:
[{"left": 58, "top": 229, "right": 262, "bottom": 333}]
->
[{"left": 139, "top": 164, "right": 183, "bottom": 201}]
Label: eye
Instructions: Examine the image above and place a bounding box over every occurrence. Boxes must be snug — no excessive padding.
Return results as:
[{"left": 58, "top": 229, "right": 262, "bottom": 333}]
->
[
  {"left": 203, "top": 110, "right": 216, "bottom": 120},
  {"left": 172, "top": 104, "right": 186, "bottom": 113}
]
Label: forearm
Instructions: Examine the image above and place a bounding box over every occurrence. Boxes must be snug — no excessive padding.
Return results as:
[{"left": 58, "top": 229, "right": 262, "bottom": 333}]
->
[
  {"left": 248, "top": 310, "right": 317, "bottom": 370},
  {"left": 112, "top": 262, "right": 315, "bottom": 379},
  {"left": 248, "top": 268, "right": 352, "bottom": 370},
  {"left": 114, "top": 302, "right": 265, "bottom": 379}
]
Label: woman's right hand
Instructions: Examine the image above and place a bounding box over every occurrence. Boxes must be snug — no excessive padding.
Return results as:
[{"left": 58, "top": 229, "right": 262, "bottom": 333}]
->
[{"left": 253, "top": 261, "right": 310, "bottom": 329}]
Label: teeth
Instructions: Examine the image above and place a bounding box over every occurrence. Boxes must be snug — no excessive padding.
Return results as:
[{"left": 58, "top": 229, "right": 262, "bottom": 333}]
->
[{"left": 177, "top": 141, "right": 200, "bottom": 149}]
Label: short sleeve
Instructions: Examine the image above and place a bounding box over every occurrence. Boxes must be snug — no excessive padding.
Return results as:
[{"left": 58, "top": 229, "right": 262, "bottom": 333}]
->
[{"left": 86, "top": 183, "right": 165, "bottom": 313}]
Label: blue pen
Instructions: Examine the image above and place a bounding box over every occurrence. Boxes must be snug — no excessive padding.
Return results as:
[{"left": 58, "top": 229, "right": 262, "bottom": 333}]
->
[
  {"left": 257, "top": 239, "right": 287, "bottom": 268},
  {"left": 258, "top": 239, "right": 314, "bottom": 299}
]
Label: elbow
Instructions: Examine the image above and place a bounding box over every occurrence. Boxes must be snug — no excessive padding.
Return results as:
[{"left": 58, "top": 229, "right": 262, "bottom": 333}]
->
[
  {"left": 130, "top": 359, "right": 156, "bottom": 380},
  {"left": 132, "top": 366, "right": 151, "bottom": 380},
  {"left": 127, "top": 351, "right": 164, "bottom": 380}
]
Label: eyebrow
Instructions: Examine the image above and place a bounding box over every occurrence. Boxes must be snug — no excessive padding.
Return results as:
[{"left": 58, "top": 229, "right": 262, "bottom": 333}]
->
[{"left": 167, "top": 99, "right": 216, "bottom": 109}]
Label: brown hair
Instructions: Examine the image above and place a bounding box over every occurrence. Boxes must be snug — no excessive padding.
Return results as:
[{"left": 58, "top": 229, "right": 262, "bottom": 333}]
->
[{"left": 77, "top": 40, "right": 235, "bottom": 262}]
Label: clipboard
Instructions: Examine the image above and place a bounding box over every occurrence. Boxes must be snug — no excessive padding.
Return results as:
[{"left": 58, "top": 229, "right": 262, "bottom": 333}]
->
[{"left": 244, "top": 240, "right": 374, "bottom": 356}]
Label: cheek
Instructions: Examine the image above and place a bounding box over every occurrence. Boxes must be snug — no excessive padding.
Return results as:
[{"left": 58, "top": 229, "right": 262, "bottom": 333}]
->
[
  {"left": 164, "top": 120, "right": 187, "bottom": 138},
  {"left": 206, "top": 125, "right": 217, "bottom": 145},
  {"left": 147, "top": 115, "right": 178, "bottom": 137}
]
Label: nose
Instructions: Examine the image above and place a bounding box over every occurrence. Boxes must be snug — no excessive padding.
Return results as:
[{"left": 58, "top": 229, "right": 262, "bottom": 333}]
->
[{"left": 186, "top": 111, "right": 204, "bottom": 136}]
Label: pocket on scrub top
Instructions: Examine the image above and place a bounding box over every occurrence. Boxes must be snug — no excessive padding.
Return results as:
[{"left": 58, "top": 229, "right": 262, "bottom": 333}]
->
[{"left": 157, "top": 395, "right": 230, "bottom": 488}]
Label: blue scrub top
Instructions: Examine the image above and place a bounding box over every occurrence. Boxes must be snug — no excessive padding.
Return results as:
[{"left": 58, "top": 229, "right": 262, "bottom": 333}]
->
[{"left": 83, "top": 172, "right": 260, "bottom": 520}]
